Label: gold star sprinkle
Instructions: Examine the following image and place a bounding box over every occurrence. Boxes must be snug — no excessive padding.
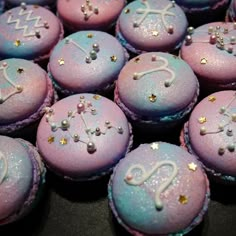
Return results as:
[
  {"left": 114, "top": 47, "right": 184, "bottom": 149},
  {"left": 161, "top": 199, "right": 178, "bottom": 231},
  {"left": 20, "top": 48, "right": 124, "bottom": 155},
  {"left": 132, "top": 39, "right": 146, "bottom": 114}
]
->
[
  {"left": 150, "top": 143, "right": 159, "bottom": 150},
  {"left": 58, "top": 58, "right": 65, "bottom": 66},
  {"left": 134, "top": 57, "right": 140, "bottom": 63},
  {"left": 208, "top": 96, "right": 216, "bottom": 102},
  {"left": 188, "top": 162, "right": 197, "bottom": 171},
  {"left": 149, "top": 94, "right": 157, "bottom": 103},
  {"left": 198, "top": 116, "right": 207, "bottom": 124},
  {"left": 48, "top": 136, "right": 55, "bottom": 144},
  {"left": 14, "top": 39, "right": 21, "bottom": 47},
  {"left": 60, "top": 138, "right": 68, "bottom": 145},
  {"left": 179, "top": 195, "right": 188, "bottom": 205},
  {"left": 87, "top": 33, "right": 93, "bottom": 38},
  {"left": 17, "top": 68, "right": 24, "bottom": 74},
  {"left": 124, "top": 8, "right": 130, "bottom": 14},
  {"left": 110, "top": 55, "right": 117, "bottom": 62},
  {"left": 152, "top": 30, "right": 159, "bottom": 37},
  {"left": 200, "top": 58, "right": 208, "bottom": 65},
  {"left": 93, "top": 94, "right": 101, "bottom": 100}
]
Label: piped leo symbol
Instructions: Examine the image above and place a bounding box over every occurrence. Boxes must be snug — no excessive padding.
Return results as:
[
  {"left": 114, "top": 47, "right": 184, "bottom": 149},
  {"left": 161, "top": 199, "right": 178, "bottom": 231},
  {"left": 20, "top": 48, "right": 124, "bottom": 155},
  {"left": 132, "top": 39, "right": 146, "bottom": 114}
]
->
[
  {"left": 0, "top": 151, "right": 8, "bottom": 185},
  {"left": 125, "top": 160, "right": 178, "bottom": 210}
]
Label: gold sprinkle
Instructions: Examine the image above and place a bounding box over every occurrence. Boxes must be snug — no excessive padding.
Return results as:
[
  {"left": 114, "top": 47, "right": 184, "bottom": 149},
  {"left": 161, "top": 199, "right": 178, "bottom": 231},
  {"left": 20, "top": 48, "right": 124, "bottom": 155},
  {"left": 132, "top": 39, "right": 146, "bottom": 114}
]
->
[
  {"left": 150, "top": 143, "right": 159, "bottom": 150},
  {"left": 87, "top": 33, "right": 93, "bottom": 38},
  {"left": 33, "top": 5, "right": 39, "bottom": 8},
  {"left": 17, "top": 68, "right": 24, "bottom": 74},
  {"left": 179, "top": 195, "right": 188, "bottom": 205},
  {"left": 58, "top": 58, "right": 65, "bottom": 66},
  {"left": 198, "top": 116, "right": 207, "bottom": 124},
  {"left": 149, "top": 94, "right": 157, "bottom": 103},
  {"left": 60, "top": 138, "right": 68, "bottom": 145},
  {"left": 200, "top": 58, "right": 207, "bottom": 65},
  {"left": 14, "top": 39, "right": 21, "bottom": 47},
  {"left": 110, "top": 55, "right": 117, "bottom": 62},
  {"left": 48, "top": 136, "right": 55, "bottom": 144},
  {"left": 134, "top": 57, "right": 140, "bottom": 63},
  {"left": 124, "top": 8, "right": 130, "bottom": 14},
  {"left": 208, "top": 96, "right": 216, "bottom": 102},
  {"left": 16, "top": 85, "right": 23, "bottom": 92},
  {"left": 188, "top": 162, "right": 197, "bottom": 171},
  {"left": 93, "top": 94, "right": 101, "bottom": 100},
  {"left": 151, "top": 30, "right": 159, "bottom": 37}
]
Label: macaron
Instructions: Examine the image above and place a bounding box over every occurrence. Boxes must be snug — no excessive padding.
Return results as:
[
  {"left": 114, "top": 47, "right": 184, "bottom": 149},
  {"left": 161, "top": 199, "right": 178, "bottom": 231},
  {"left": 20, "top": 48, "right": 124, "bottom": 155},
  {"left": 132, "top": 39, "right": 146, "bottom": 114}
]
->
[
  {"left": 57, "top": 0, "right": 126, "bottom": 32},
  {"left": 0, "top": 135, "right": 46, "bottom": 225},
  {"left": 116, "top": 0, "right": 188, "bottom": 54},
  {"left": 180, "top": 90, "right": 236, "bottom": 184},
  {"left": 48, "top": 30, "right": 128, "bottom": 95},
  {"left": 181, "top": 22, "right": 236, "bottom": 95},
  {"left": 0, "top": 0, "right": 4, "bottom": 14},
  {"left": 114, "top": 52, "right": 199, "bottom": 131},
  {"left": 0, "top": 58, "right": 56, "bottom": 135},
  {"left": 0, "top": 4, "right": 63, "bottom": 62},
  {"left": 108, "top": 142, "right": 210, "bottom": 235},
  {"left": 227, "top": 0, "right": 236, "bottom": 22},
  {"left": 36, "top": 93, "right": 132, "bottom": 181}
]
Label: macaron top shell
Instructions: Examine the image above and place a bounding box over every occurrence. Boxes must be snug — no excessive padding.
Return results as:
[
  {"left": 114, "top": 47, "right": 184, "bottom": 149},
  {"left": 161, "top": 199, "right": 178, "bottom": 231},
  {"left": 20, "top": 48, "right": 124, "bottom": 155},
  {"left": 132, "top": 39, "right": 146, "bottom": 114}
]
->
[
  {"left": 118, "top": 0, "right": 188, "bottom": 52},
  {"left": 57, "top": 0, "right": 125, "bottom": 31},
  {"left": 0, "top": 5, "right": 61, "bottom": 60},
  {"left": 5, "top": 0, "right": 55, "bottom": 7},
  {"left": 0, "top": 59, "right": 49, "bottom": 125},
  {"left": 49, "top": 31, "right": 127, "bottom": 93},
  {"left": 110, "top": 142, "right": 208, "bottom": 235},
  {"left": 0, "top": 136, "right": 32, "bottom": 221},
  {"left": 116, "top": 52, "right": 198, "bottom": 117},
  {"left": 181, "top": 22, "right": 236, "bottom": 85},
  {"left": 37, "top": 94, "right": 130, "bottom": 179},
  {"left": 187, "top": 91, "right": 236, "bottom": 176}
]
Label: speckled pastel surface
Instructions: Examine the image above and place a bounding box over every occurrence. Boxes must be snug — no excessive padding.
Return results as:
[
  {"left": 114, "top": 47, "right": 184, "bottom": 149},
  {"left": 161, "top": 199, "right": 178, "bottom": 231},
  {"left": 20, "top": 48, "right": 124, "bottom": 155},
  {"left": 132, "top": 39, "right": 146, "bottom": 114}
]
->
[
  {"left": 37, "top": 93, "right": 131, "bottom": 180},
  {"left": 228, "top": 0, "right": 236, "bottom": 21},
  {"left": 116, "top": 0, "right": 188, "bottom": 53},
  {"left": 181, "top": 22, "right": 236, "bottom": 90},
  {"left": 184, "top": 91, "right": 236, "bottom": 177},
  {"left": 49, "top": 31, "right": 127, "bottom": 94},
  {"left": 0, "top": 59, "right": 54, "bottom": 128},
  {"left": 0, "top": 5, "right": 62, "bottom": 60},
  {"left": 115, "top": 52, "right": 199, "bottom": 123},
  {"left": 0, "top": 136, "right": 32, "bottom": 222},
  {"left": 109, "top": 142, "right": 209, "bottom": 235},
  {"left": 57, "top": 0, "right": 125, "bottom": 31},
  {"left": 5, "top": 0, "right": 55, "bottom": 7}
]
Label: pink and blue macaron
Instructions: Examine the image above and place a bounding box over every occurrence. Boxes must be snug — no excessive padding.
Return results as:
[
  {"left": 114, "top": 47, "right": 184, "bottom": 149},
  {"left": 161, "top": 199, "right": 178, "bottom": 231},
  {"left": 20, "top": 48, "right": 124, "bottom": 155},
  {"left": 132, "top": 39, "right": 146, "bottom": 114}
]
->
[
  {"left": 115, "top": 52, "right": 199, "bottom": 131},
  {"left": 181, "top": 90, "right": 236, "bottom": 184},
  {"left": 0, "top": 135, "right": 46, "bottom": 225},
  {"left": 48, "top": 30, "right": 128, "bottom": 95},
  {"left": 0, "top": 4, "right": 63, "bottom": 62},
  {"left": 116, "top": 0, "right": 188, "bottom": 54},
  {"left": 0, "top": 58, "right": 56, "bottom": 135},
  {"left": 108, "top": 142, "right": 210, "bottom": 235},
  {"left": 36, "top": 93, "right": 132, "bottom": 181},
  {"left": 57, "top": 0, "right": 126, "bottom": 32}
]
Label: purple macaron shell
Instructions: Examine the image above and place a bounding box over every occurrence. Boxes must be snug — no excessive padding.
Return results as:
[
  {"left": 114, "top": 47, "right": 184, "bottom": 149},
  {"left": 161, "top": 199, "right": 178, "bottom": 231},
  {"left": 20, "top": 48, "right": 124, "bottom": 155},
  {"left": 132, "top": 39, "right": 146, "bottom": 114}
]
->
[
  {"left": 228, "top": 0, "right": 236, "bottom": 22},
  {"left": 0, "top": 5, "right": 63, "bottom": 61},
  {"left": 37, "top": 93, "right": 132, "bottom": 180},
  {"left": 115, "top": 52, "right": 199, "bottom": 125},
  {"left": 0, "top": 58, "right": 55, "bottom": 134},
  {"left": 57, "top": 0, "right": 126, "bottom": 31},
  {"left": 182, "top": 91, "right": 236, "bottom": 179},
  {"left": 181, "top": 22, "right": 236, "bottom": 92},
  {"left": 48, "top": 30, "right": 128, "bottom": 95},
  {"left": 116, "top": 0, "right": 188, "bottom": 53},
  {"left": 108, "top": 142, "right": 209, "bottom": 235},
  {"left": 0, "top": 136, "right": 45, "bottom": 225}
]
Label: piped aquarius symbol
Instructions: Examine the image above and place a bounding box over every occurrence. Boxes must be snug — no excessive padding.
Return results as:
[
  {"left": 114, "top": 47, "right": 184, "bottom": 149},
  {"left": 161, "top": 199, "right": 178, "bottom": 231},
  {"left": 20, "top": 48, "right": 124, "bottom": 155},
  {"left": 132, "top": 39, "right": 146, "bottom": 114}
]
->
[
  {"left": 133, "top": 0, "right": 176, "bottom": 34},
  {"left": 133, "top": 55, "right": 176, "bottom": 87},
  {"left": 45, "top": 96, "right": 123, "bottom": 153},
  {"left": 80, "top": 0, "right": 99, "bottom": 20},
  {"left": 125, "top": 160, "right": 178, "bottom": 210},
  {"left": 65, "top": 38, "right": 100, "bottom": 63},
  {"left": 0, "top": 62, "right": 23, "bottom": 104},
  {"left": 0, "top": 151, "right": 8, "bottom": 185}
]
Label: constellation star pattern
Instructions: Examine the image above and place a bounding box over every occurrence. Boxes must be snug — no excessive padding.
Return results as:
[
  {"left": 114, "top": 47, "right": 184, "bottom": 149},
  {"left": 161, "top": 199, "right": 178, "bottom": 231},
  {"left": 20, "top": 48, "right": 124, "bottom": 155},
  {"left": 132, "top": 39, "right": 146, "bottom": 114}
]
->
[{"left": 80, "top": 0, "right": 99, "bottom": 20}]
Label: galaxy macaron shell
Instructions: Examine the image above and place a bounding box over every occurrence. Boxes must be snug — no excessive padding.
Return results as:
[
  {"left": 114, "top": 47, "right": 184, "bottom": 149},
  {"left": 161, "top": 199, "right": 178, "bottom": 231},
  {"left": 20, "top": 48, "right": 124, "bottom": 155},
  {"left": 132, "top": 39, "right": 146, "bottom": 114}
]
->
[
  {"left": 117, "top": 0, "right": 188, "bottom": 53},
  {"left": 109, "top": 142, "right": 209, "bottom": 235},
  {"left": 48, "top": 31, "right": 127, "bottom": 94},
  {"left": 37, "top": 94, "right": 131, "bottom": 180},
  {"left": 0, "top": 4, "right": 63, "bottom": 60},
  {"left": 57, "top": 0, "right": 125, "bottom": 31}
]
